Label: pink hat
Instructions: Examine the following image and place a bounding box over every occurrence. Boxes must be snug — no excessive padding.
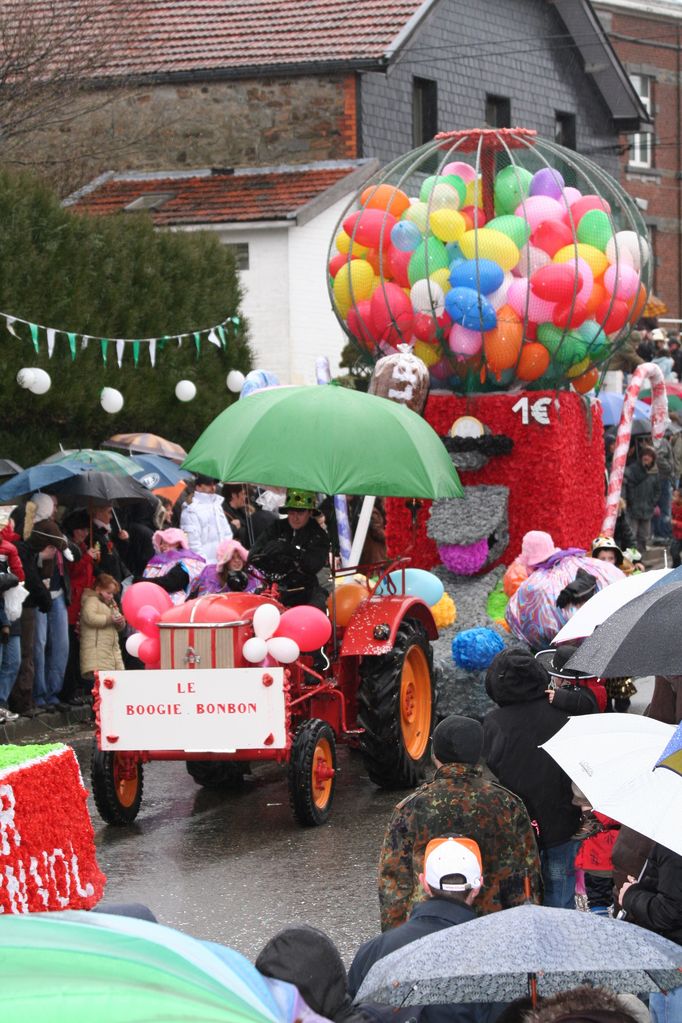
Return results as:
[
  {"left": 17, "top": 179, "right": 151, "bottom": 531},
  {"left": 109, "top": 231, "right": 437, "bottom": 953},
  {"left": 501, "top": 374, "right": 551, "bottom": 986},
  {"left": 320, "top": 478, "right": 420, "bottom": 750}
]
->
[
  {"left": 152, "top": 528, "right": 188, "bottom": 551},
  {"left": 216, "top": 538, "right": 249, "bottom": 566},
  {"left": 518, "top": 530, "right": 559, "bottom": 568}
]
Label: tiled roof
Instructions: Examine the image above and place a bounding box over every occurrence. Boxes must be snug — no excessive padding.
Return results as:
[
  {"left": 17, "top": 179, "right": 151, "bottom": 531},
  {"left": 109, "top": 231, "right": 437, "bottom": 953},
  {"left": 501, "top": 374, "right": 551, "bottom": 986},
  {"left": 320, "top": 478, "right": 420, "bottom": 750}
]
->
[
  {"left": 21, "top": 1, "right": 426, "bottom": 77},
  {"left": 67, "top": 161, "right": 371, "bottom": 225}
]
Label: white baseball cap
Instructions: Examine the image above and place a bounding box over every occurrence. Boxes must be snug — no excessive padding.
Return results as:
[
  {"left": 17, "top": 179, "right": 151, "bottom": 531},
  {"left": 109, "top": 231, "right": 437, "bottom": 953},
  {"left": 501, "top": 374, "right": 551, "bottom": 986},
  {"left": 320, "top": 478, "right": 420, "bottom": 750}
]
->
[{"left": 424, "top": 837, "right": 483, "bottom": 893}]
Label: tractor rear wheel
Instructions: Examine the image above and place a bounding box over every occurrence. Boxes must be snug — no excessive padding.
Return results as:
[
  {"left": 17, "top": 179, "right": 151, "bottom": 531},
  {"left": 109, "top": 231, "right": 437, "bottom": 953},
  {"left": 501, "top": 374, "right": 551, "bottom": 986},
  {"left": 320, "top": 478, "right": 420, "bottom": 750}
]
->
[
  {"left": 185, "top": 760, "right": 248, "bottom": 789},
  {"left": 358, "top": 617, "right": 435, "bottom": 789},
  {"left": 90, "top": 745, "right": 144, "bottom": 825},
  {"left": 288, "top": 719, "right": 337, "bottom": 826}
]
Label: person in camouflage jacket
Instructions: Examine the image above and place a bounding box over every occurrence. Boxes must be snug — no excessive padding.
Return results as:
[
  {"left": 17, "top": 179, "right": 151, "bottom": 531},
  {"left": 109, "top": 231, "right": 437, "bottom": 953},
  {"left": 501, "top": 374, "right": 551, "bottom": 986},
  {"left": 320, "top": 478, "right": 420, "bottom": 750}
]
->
[{"left": 378, "top": 715, "right": 542, "bottom": 931}]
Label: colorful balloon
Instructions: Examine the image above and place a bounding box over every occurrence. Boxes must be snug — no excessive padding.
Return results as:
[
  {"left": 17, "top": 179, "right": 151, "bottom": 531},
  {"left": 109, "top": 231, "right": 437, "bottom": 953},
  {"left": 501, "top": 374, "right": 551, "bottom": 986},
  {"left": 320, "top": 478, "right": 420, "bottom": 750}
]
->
[
  {"left": 327, "top": 582, "right": 369, "bottom": 628},
  {"left": 390, "top": 220, "right": 422, "bottom": 252},
  {"left": 371, "top": 282, "right": 414, "bottom": 345},
  {"left": 377, "top": 568, "right": 444, "bottom": 606},
  {"left": 408, "top": 237, "right": 450, "bottom": 286},
  {"left": 515, "top": 195, "right": 565, "bottom": 231},
  {"left": 516, "top": 342, "right": 550, "bottom": 381},
  {"left": 343, "top": 208, "right": 396, "bottom": 249},
  {"left": 410, "top": 279, "right": 445, "bottom": 314},
  {"left": 429, "top": 208, "right": 466, "bottom": 243},
  {"left": 572, "top": 366, "right": 599, "bottom": 393},
  {"left": 577, "top": 209, "right": 613, "bottom": 252},
  {"left": 360, "top": 183, "right": 410, "bottom": 218},
  {"left": 483, "top": 306, "right": 523, "bottom": 374},
  {"left": 445, "top": 287, "right": 497, "bottom": 331},
  {"left": 121, "top": 581, "right": 172, "bottom": 628},
  {"left": 530, "top": 264, "right": 583, "bottom": 303},
  {"left": 529, "top": 167, "right": 565, "bottom": 201},
  {"left": 449, "top": 258, "right": 504, "bottom": 295},
  {"left": 603, "top": 263, "right": 641, "bottom": 301},
  {"left": 276, "top": 606, "right": 332, "bottom": 652},
  {"left": 459, "top": 229, "right": 519, "bottom": 271},
  {"left": 449, "top": 323, "right": 483, "bottom": 358},
  {"left": 531, "top": 219, "right": 573, "bottom": 257},
  {"left": 494, "top": 165, "right": 532, "bottom": 214}
]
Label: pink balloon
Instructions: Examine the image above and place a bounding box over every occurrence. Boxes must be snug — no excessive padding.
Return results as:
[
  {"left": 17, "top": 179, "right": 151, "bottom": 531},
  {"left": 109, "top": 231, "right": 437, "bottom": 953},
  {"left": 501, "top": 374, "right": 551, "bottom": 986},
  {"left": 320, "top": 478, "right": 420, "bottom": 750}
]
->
[
  {"left": 515, "top": 195, "right": 564, "bottom": 231},
  {"left": 137, "top": 605, "right": 161, "bottom": 638},
  {"left": 561, "top": 256, "right": 594, "bottom": 305},
  {"left": 513, "top": 243, "right": 551, "bottom": 278},
  {"left": 276, "top": 606, "right": 332, "bottom": 652},
  {"left": 442, "top": 161, "right": 477, "bottom": 183},
  {"left": 603, "top": 263, "right": 641, "bottom": 300},
  {"left": 138, "top": 635, "right": 160, "bottom": 665},
  {"left": 121, "top": 581, "right": 172, "bottom": 628},
  {"left": 567, "top": 194, "right": 611, "bottom": 226},
  {"left": 507, "top": 277, "right": 556, "bottom": 324},
  {"left": 430, "top": 359, "right": 452, "bottom": 380},
  {"left": 448, "top": 323, "right": 483, "bottom": 359},
  {"left": 343, "top": 208, "right": 396, "bottom": 249},
  {"left": 563, "top": 187, "right": 582, "bottom": 206}
]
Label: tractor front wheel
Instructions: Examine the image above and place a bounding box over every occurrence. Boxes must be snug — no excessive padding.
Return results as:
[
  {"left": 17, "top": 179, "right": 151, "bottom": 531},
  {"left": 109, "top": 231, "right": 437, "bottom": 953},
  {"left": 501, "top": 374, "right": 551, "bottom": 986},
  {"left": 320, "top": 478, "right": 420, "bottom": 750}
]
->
[
  {"left": 90, "top": 745, "right": 144, "bottom": 825},
  {"left": 185, "top": 760, "right": 248, "bottom": 789},
  {"left": 288, "top": 719, "right": 337, "bottom": 826},
  {"left": 358, "top": 618, "right": 435, "bottom": 789}
]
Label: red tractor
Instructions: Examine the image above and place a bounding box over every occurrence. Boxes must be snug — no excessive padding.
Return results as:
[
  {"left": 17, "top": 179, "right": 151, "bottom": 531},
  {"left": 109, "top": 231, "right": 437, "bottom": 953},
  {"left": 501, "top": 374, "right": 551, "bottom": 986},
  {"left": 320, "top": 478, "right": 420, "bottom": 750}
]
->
[{"left": 91, "top": 560, "right": 438, "bottom": 827}]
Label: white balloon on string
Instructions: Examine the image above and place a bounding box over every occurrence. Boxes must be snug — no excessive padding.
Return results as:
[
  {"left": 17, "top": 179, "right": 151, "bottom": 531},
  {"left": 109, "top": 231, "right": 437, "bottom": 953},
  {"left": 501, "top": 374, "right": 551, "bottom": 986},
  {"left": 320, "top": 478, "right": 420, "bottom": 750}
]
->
[
  {"left": 175, "top": 380, "right": 197, "bottom": 402},
  {"left": 101, "top": 387, "right": 124, "bottom": 413},
  {"left": 226, "top": 370, "right": 245, "bottom": 393}
]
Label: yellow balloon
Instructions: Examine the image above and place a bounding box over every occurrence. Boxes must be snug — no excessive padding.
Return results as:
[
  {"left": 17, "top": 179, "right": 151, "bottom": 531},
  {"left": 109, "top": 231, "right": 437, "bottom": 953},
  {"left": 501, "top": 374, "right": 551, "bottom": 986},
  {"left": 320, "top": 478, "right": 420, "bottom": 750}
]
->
[
  {"left": 335, "top": 230, "right": 368, "bottom": 257},
  {"left": 403, "top": 202, "right": 429, "bottom": 233},
  {"left": 567, "top": 357, "right": 592, "bottom": 378},
  {"left": 333, "top": 259, "right": 375, "bottom": 317},
  {"left": 414, "top": 341, "right": 440, "bottom": 367},
  {"left": 464, "top": 177, "right": 484, "bottom": 208},
  {"left": 429, "top": 208, "right": 466, "bottom": 243},
  {"left": 431, "top": 592, "right": 457, "bottom": 628},
  {"left": 459, "top": 229, "right": 520, "bottom": 272},
  {"left": 554, "top": 243, "right": 609, "bottom": 279},
  {"left": 429, "top": 268, "right": 451, "bottom": 294}
]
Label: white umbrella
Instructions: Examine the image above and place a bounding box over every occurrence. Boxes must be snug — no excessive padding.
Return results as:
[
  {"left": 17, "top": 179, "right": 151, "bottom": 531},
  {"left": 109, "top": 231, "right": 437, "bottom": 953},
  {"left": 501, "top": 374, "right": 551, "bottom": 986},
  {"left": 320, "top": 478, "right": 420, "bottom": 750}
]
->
[
  {"left": 553, "top": 568, "right": 671, "bottom": 644},
  {"left": 541, "top": 715, "right": 682, "bottom": 855}
]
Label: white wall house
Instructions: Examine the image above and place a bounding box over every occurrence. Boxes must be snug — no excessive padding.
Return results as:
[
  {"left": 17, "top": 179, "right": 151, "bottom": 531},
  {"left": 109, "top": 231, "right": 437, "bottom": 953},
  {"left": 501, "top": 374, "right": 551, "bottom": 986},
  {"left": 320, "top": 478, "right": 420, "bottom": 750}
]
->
[{"left": 65, "top": 160, "right": 378, "bottom": 385}]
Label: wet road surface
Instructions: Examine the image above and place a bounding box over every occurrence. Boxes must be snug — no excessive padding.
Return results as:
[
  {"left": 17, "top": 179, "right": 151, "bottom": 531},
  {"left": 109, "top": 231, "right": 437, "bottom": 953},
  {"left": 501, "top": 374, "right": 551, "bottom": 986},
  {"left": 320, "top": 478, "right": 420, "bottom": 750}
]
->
[{"left": 70, "top": 730, "right": 401, "bottom": 963}]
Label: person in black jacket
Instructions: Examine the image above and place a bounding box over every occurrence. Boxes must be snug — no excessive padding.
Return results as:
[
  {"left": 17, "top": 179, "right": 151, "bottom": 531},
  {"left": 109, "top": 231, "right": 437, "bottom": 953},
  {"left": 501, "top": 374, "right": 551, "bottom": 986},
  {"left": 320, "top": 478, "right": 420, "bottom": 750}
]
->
[
  {"left": 222, "top": 484, "right": 277, "bottom": 549},
  {"left": 620, "top": 844, "right": 682, "bottom": 945},
  {"left": 535, "top": 646, "right": 604, "bottom": 716},
  {"left": 483, "top": 648, "right": 581, "bottom": 909},
  {"left": 249, "top": 489, "right": 331, "bottom": 611}
]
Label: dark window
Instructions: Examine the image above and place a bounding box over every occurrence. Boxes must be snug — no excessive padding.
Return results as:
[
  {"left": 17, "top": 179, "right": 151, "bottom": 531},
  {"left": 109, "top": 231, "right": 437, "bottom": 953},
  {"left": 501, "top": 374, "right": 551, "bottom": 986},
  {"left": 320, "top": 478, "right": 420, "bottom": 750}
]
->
[
  {"left": 485, "top": 94, "right": 511, "bottom": 129},
  {"left": 412, "top": 77, "right": 438, "bottom": 147},
  {"left": 225, "top": 243, "right": 249, "bottom": 271},
  {"left": 555, "top": 111, "right": 577, "bottom": 150}
]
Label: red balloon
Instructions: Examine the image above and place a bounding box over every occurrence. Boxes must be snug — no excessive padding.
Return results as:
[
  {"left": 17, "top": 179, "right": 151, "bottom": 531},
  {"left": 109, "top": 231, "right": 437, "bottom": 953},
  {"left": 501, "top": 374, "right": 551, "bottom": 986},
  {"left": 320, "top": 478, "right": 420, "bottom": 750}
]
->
[
  {"left": 137, "top": 605, "right": 161, "bottom": 638},
  {"left": 371, "top": 282, "right": 414, "bottom": 345},
  {"left": 138, "top": 635, "right": 161, "bottom": 665},
  {"left": 567, "top": 194, "right": 611, "bottom": 225},
  {"left": 553, "top": 300, "right": 589, "bottom": 330},
  {"left": 461, "top": 206, "right": 487, "bottom": 228},
  {"left": 276, "top": 606, "right": 332, "bottom": 652},
  {"left": 436, "top": 310, "right": 453, "bottom": 333},
  {"left": 413, "top": 312, "right": 438, "bottom": 343},
  {"left": 385, "top": 246, "right": 411, "bottom": 287},
  {"left": 347, "top": 299, "right": 379, "bottom": 348},
  {"left": 530, "top": 264, "right": 583, "bottom": 303},
  {"left": 121, "top": 581, "right": 172, "bottom": 629},
  {"left": 343, "top": 208, "right": 396, "bottom": 249},
  {"left": 531, "top": 219, "right": 573, "bottom": 257},
  {"left": 596, "top": 297, "right": 629, "bottom": 334},
  {"left": 328, "top": 252, "right": 348, "bottom": 278}
]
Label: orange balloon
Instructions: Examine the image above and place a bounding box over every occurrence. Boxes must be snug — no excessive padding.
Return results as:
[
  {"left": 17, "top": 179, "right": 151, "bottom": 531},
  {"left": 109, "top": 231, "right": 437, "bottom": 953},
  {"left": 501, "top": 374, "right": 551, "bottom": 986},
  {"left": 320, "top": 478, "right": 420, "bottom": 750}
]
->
[
  {"left": 516, "top": 342, "right": 550, "bottom": 381},
  {"left": 626, "top": 284, "right": 648, "bottom": 323},
  {"left": 360, "top": 184, "right": 410, "bottom": 219},
  {"left": 503, "top": 560, "right": 528, "bottom": 597},
  {"left": 584, "top": 282, "right": 606, "bottom": 317},
  {"left": 327, "top": 583, "right": 369, "bottom": 628},
  {"left": 572, "top": 366, "right": 599, "bottom": 394},
  {"left": 484, "top": 305, "right": 523, "bottom": 375}
]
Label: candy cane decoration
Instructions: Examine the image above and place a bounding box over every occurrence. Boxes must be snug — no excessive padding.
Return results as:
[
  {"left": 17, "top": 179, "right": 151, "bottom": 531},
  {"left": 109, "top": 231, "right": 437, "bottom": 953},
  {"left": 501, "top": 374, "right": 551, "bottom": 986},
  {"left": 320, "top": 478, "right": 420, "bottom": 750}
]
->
[{"left": 602, "top": 362, "right": 667, "bottom": 536}]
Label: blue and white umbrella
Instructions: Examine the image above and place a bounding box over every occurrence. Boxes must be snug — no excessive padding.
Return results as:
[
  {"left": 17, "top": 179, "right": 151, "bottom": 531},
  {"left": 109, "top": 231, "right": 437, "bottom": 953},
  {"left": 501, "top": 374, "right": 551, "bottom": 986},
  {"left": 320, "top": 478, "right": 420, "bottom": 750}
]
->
[
  {"left": 598, "top": 392, "right": 651, "bottom": 427},
  {"left": 132, "top": 453, "right": 193, "bottom": 490}
]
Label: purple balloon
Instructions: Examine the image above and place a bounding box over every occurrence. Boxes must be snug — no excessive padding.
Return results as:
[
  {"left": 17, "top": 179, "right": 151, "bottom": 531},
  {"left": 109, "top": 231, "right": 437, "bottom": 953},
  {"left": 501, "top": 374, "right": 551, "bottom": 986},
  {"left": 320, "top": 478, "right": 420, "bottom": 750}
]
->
[{"left": 529, "top": 168, "right": 565, "bottom": 202}]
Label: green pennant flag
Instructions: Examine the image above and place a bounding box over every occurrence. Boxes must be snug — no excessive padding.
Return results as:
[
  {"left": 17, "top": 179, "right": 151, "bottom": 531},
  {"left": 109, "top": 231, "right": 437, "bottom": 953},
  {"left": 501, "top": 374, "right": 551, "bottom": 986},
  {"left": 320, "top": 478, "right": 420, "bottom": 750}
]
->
[
  {"left": 217, "top": 325, "right": 226, "bottom": 348},
  {"left": 133, "top": 341, "right": 140, "bottom": 367},
  {"left": 231, "top": 316, "right": 240, "bottom": 326},
  {"left": 67, "top": 332, "right": 77, "bottom": 360},
  {"left": 100, "top": 339, "right": 109, "bottom": 365},
  {"left": 194, "top": 332, "right": 201, "bottom": 358},
  {"left": 29, "top": 323, "right": 39, "bottom": 352},
  {"left": 159, "top": 334, "right": 170, "bottom": 352}
]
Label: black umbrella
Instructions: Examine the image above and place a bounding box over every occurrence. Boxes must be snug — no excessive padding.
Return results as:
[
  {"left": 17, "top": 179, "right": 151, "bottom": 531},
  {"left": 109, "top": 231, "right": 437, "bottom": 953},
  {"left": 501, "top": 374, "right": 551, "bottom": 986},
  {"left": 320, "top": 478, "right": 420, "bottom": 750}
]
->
[
  {"left": 0, "top": 458, "right": 23, "bottom": 478},
  {"left": 565, "top": 578, "right": 682, "bottom": 678},
  {"left": 49, "top": 471, "right": 153, "bottom": 505}
]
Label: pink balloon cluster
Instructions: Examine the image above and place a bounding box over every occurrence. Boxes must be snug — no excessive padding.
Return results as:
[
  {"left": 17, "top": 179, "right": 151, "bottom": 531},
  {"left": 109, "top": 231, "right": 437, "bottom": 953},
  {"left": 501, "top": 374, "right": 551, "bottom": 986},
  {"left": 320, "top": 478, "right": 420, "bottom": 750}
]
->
[{"left": 121, "top": 581, "right": 173, "bottom": 669}]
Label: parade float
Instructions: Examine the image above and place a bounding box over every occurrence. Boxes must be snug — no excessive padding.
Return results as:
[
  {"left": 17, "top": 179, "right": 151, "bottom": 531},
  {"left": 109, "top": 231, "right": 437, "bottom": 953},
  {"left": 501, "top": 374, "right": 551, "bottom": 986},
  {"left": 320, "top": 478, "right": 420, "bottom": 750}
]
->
[
  {"left": 0, "top": 743, "right": 105, "bottom": 914},
  {"left": 327, "top": 126, "right": 654, "bottom": 711}
]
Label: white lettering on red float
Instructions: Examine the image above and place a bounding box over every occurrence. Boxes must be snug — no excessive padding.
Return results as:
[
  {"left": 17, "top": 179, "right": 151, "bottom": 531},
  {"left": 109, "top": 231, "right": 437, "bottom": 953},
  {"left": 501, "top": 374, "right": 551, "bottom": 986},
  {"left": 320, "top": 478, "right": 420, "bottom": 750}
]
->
[{"left": 0, "top": 782, "right": 96, "bottom": 914}]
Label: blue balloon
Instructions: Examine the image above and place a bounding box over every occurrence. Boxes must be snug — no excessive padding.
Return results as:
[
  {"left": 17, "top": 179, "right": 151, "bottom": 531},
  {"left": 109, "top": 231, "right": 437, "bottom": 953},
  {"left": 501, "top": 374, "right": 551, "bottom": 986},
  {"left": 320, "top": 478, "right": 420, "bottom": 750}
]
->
[
  {"left": 240, "top": 370, "right": 280, "bottom": 399},
  {"left": 390, "top": 220, "right": 422, "bottom": 253},
  {"left": 445, "top": 287, "right": 497, "bottom": 332},
  {"left": 449, "top": 259, "right": 504, "bottom": 296},
  {"left": 446, "top": 242, "right": 464, "bottom": 264},
  {"left": 377, "top": 568, "right": 444, "bottom": 607}
]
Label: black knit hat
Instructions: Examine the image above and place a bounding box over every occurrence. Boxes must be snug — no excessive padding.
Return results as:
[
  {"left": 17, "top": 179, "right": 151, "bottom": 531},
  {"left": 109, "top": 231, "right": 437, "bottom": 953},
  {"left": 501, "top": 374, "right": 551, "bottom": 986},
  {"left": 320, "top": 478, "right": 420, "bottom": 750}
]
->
[{"left": 432, "top": 715, "right": 483, "bottom": 765}]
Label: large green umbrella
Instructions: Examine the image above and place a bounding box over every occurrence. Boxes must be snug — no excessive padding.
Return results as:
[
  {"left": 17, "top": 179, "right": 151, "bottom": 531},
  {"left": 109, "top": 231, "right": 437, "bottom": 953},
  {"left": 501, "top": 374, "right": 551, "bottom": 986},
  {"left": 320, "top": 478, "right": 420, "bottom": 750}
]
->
[
  {"left": 1, "top": 910, "right": 296, "bottom": 1023},
  {"left": 183, "top": 385, "right": 463, "bottom": 499}
]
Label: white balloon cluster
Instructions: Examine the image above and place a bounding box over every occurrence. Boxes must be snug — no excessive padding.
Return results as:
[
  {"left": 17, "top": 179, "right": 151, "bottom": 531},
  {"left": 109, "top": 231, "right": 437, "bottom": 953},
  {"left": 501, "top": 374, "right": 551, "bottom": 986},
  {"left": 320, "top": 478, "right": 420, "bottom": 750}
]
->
[
  {"left": 100, "top": 387, "right": 124, "bottom": 414},
  {"left": 16, "top": 367, "right": 52, "bottom": 394},
  {"left": 242, "top": 604, "right": 300, "bottom": 665}
]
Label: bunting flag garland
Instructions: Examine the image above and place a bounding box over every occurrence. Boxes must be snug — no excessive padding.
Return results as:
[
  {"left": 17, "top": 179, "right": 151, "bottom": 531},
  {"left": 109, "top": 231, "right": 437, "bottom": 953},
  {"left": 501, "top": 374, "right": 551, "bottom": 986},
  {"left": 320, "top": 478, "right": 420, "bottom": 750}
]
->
[{"left": 1, "top": 310, "right": 241, "bottom": 366}]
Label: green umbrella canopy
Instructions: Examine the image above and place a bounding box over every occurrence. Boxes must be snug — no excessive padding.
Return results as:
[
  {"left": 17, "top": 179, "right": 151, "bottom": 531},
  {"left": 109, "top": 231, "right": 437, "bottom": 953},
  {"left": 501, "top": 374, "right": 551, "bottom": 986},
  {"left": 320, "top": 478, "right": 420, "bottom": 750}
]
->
[
  {"left": 183, "top": 385, "right": 464, "bottom": 500},
  {"left": 1, "top": 911, "right": 288, "bottom": 1023}
]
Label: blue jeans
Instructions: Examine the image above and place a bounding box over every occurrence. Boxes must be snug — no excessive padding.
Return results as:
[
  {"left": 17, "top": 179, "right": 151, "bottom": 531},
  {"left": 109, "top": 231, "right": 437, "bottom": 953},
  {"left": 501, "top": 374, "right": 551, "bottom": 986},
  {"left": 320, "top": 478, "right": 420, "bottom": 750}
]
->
[
  {"left": 0, "top": 634, "right": 20, "bottom": 705},
  {"left": 650, "top": 985, "right": 682, "bottom": 1022},
  {"left": 540, "top": 839, "right": 580, "bottom": 909},
  {"left": 33, "top": 594, "right": 69, "bottom": 706},
  {"left": 654, "top": 478, "right": 673, "bottom": 540}
]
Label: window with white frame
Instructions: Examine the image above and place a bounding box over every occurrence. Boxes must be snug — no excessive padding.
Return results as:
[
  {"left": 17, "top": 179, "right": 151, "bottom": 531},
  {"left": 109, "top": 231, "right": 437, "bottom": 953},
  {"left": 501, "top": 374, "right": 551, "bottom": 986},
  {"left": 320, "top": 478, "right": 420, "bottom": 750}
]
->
[{"left": 629, "top": 74, "right": 653, "bottom": 168}]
